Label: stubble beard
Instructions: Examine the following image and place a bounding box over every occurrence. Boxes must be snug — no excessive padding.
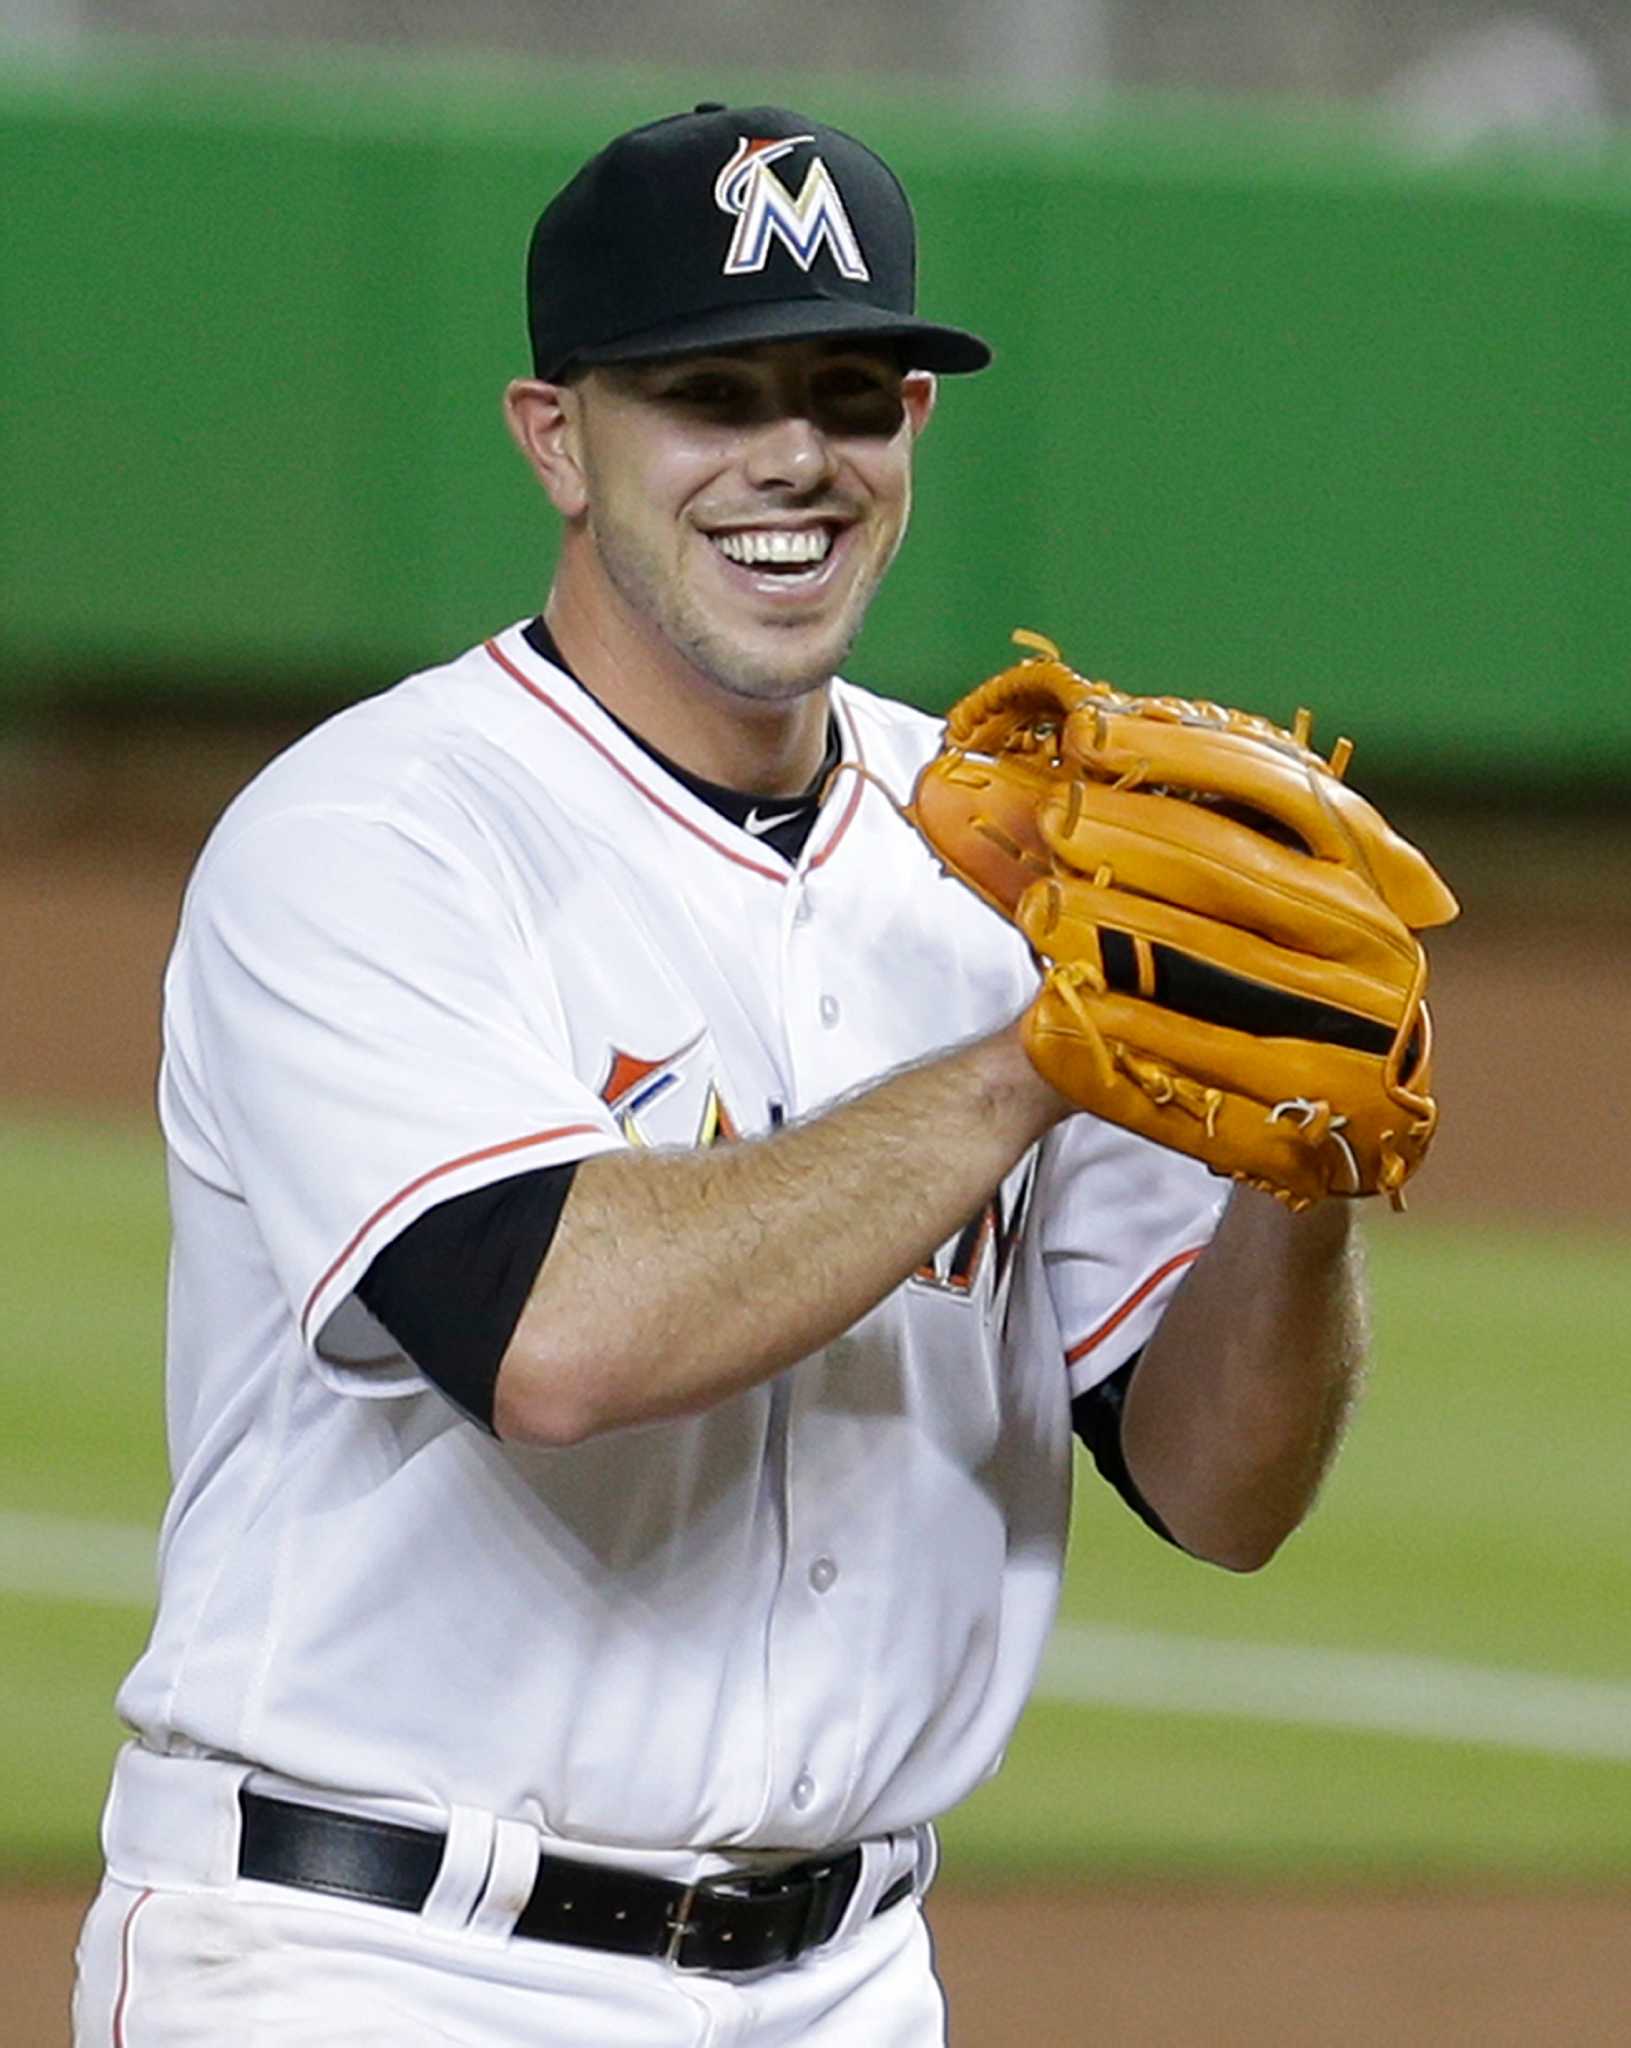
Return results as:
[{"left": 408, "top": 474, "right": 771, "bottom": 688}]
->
[{"left": 592, "top": 516, "right": 887, "bottom": 708}]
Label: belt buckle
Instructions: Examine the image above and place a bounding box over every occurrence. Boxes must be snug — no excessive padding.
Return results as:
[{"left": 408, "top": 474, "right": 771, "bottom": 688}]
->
[
  {"left": 669, "top": 1861, "right": 845, "bottom": 1975},
  {"left": 664, "top": 1866, "right": 821, "bottom": 1975},
  {"left": 662, "top": 1880, "right": 702, "bottom": 1968},
  {"left": 665, "top": 1871, "right": 770, "bottom": 1973}
]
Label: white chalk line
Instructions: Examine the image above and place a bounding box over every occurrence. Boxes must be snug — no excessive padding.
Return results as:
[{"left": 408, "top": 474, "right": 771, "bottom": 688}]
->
[
  {"left": 4, "top": 1510, "right": 1628, "bottom": 1763},
  {"left": 0, "top": 1508, "right": 160, "bottom": 1608},
  {"left": 1038, "top": 1623, "right": 1631, "bottom": 1764}
]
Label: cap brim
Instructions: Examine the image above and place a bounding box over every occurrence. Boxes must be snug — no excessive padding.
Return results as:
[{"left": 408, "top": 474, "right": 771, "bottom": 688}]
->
[{"left": 566, "top": 296, "right": 992, "bottom": 376}]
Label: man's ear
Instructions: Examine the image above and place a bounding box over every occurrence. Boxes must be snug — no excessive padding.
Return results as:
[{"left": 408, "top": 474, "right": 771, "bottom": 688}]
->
[
  {"left": 504, "top": 379, "right": 588, "bottom": 519},
  {"left": 902, "top": 369, "right": 938, "bottom": 440}
]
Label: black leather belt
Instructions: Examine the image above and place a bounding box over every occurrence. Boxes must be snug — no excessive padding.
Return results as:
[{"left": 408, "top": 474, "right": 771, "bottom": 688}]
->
[{"left": 238, "top": 1791, "right": 912, "bottom": 1975}]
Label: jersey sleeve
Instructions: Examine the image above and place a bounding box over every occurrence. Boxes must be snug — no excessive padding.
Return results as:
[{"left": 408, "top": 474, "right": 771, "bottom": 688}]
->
[
  {"left": 160, "top": 802, "right": 624, "bottom": 1381},
  {"left": 1034, "top": 1116, "right": 1227, "bottom": 1398}
]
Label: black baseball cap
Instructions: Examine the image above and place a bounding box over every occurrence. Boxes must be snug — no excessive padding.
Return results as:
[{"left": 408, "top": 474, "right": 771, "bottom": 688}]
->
[{"left": 526, "top": 103, "right": 992, "bottom": 380}]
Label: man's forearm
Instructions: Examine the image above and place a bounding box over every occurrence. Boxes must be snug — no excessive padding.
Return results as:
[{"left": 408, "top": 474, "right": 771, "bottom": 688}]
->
[
  {"left": 494, "top": 1025, "right": 1069, "bottom": 1444},
  {"left": 1120, "top": 1192, "right": 1369, "bottom": 1571}
]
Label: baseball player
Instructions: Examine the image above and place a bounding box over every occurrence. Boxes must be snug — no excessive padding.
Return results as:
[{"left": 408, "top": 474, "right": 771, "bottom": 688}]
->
[{"left": 73, "top": 105, "right": 1368, "bottom": 2046}]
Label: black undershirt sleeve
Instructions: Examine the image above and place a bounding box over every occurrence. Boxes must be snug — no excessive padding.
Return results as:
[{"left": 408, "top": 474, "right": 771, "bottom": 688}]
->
[
  {"left": 1071, "top": 1350, "right": 1182, "bottom": 1548},
  {"left": 355, "top": 1163, "right": 579, "bottom": 1432}
]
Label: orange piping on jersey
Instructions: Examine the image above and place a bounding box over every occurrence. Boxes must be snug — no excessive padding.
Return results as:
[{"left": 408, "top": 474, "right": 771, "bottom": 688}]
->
[
  {"left": 300, "top": 1124, "right": 605, "bottom": 1341},
  {"left": 1063, "top": 1244, "right": 1206, "bottom": 1366},
  {"left": 484, "top": 639, "right": 789, "bottom": 884},
  {"left": 805, "top": 696, "right": 869, "bottom": 873},
  {"left": 112, "top": 1886, "right": 156, "bottom": 2048}
]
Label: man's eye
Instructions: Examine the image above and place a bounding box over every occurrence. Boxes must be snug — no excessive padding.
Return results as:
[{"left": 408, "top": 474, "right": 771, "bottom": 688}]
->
[
  {"left": 814, "top": 376, "right": 904, "bottom": 433},
  {"left": 667, "top": 377, "right": 745, "bottom": 407}
]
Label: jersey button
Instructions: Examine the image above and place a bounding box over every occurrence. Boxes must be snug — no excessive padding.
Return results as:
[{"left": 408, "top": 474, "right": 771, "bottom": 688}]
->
[
  {"left": 791, "top": 1772, "right": 817, "bottom": 1810},
  {"left": 808, "top": 1556, "right": 837, "bottom": 1594},
  {"left": 793, "top": 893, "right": 813, "bottom": 927},
  {"left": 818, "top": 994, "right": 840, "bottom": 1027}
]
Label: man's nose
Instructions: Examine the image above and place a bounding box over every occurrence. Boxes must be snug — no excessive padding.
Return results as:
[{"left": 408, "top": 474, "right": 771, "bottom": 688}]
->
[{"left": 742, "top": 414, "right": 838, "bottom": 494}]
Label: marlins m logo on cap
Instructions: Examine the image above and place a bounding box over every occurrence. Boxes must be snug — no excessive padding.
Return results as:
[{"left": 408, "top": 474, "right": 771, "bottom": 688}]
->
[{"left": 713, "top": 135, "right": 871, "bottom": 283}]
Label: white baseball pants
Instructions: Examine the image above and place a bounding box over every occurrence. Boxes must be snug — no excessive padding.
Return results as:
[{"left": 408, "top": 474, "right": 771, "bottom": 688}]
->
[{"left": 74, "top": 1747, "right": 946, "bottom": 2047}]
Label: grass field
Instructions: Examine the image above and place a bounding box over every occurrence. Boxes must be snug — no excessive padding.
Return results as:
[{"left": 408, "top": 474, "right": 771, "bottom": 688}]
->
[{"left": 3, "top": 1112, "right": 1628, "bottom": 1887}]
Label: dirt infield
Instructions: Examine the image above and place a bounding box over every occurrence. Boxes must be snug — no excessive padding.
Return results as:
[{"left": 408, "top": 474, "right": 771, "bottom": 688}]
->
[{"left": 5, "top": 763, "right": 1630, "bottom": 2043}]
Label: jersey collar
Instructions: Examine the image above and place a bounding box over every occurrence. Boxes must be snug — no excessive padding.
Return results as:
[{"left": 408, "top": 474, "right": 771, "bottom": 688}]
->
[
  {"left": 520, "top": 619, "right": 839, "bottom": 866},
  {"left": 486, "top": 622, "right": 867, "bottom": 882}
]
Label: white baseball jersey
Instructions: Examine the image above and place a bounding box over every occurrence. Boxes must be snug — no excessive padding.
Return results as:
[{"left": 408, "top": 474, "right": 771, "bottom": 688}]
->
[{"left": 117, "top": 621, "right": 1224, "bottom": 1856}]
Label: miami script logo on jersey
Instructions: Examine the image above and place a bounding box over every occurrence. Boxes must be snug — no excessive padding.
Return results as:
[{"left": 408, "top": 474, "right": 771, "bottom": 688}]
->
[
  {"left": 714, "top": 135, "right": 871, "bottom": 281},
  {"left": 603, "top": 1033, "right": 1028, "bottom": 1303},
  {"left": 600, "top": 1034, "right": 741, "bottom": 1150},
  {"left": 913, "top": 1158, "right": 1035, "bottom": 1302}
]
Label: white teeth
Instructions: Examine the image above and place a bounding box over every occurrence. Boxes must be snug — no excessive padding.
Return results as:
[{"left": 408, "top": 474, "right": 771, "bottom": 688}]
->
[{"left": 713, "top": 528, "right": 833, "bottom": 567}]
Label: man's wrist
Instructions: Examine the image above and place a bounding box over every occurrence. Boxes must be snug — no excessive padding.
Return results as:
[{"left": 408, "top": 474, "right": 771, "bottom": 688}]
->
[{"left": 970, "top": 1018, "right": 1077, "bottom": 1139}]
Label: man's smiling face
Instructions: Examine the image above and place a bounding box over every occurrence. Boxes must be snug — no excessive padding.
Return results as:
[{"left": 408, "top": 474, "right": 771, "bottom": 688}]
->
[{"left": 561, "top": 338, "right": 936, "bottom": 706}]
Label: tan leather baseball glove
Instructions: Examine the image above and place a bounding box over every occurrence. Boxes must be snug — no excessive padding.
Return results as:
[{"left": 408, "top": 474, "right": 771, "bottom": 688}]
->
[{"left": 909, "top": 634, "right": 1460, "bottom": 1210}]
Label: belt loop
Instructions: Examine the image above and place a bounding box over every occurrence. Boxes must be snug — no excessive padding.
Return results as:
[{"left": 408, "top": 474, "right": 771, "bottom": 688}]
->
[
  {"left": 824, "top": 1842, "right": 875, "bottom": 1951},
  {"left": 465, "top": 1816, "right": 542, "bottom": 1946},
  {"left": 419, "top": 1805, "right": 495, "bottom": 1933},
  {"left": 104, "top": 1744, "right": 254, "bottom": 1892},
  {"left": 826, "top": 1832, "right": 915, "bottom": 1951},
  {"left": 913, "top": 1821, "right": 939, "bottom": 1899}
]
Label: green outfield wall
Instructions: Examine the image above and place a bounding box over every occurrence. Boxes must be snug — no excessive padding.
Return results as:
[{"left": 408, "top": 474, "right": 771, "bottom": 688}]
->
[{"left": 3, "top": 48, "right": 1629, "bottom": 781}]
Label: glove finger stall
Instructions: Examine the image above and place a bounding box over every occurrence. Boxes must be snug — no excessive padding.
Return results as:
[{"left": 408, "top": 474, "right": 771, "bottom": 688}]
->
[
  {"left": 1043, "top": 981, "right": 1432, "bottom": 1121},
  {"left": 1036, "top": 781, "right": 1426, "bottom": 977},
  {"left": 1020, "top": 996, "right": 1347, "bottom": 1207},
  {"left": 1060, "top": 707, "right": 1458, "bottom": 933},
  {"left": 1022, "top": 974, "right": 1437, "bottom": 1204},
  {"left": 1018, "top": 874, "right": 1420, "bottom": 1039},
  {"left": 909, "top": 750, "right": 1057, "bottom": 917}
]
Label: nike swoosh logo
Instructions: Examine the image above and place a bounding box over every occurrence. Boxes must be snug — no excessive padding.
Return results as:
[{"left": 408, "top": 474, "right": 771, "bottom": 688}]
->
[{"left": 743, "top": 805, "right": 802, "bottom": 837}]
